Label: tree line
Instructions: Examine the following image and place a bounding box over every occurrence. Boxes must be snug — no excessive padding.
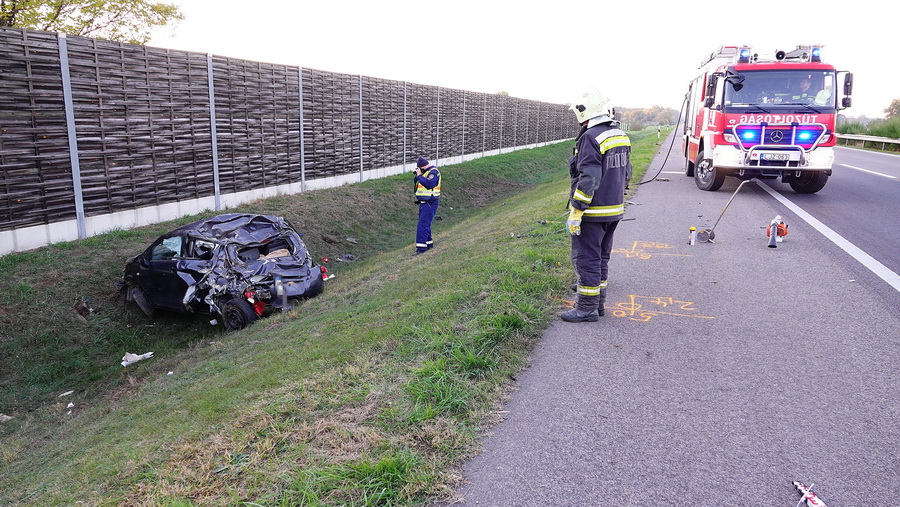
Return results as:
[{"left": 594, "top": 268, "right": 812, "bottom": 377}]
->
[
  {"left": 616, "top": 105, "right": 679, "bottom": 131},
  {"left": 0, "top": 0, "right": 181, "bottom": 44},
  {"left": 837, "top": 98, "right": 900, "bottom": 140}
]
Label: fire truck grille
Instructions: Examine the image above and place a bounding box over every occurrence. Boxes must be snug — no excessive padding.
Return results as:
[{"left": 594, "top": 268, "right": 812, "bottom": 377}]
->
[{"left": 732, "top": 124, "right": 826, "bottom": 151}]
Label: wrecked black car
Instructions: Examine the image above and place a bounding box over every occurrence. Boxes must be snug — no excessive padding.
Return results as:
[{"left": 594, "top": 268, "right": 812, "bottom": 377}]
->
[{"left": 120, "top": 213, "right": 325, "bottom": 330}]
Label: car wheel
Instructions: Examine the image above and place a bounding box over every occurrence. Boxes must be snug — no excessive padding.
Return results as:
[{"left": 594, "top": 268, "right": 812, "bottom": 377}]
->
[
  {"left": 131, "top": 286, "right": 157, "bottom": 318},
  {"left": 694, "top": 149, "right": 725, "bottom": 191},
  {"left": 221, "top": 298, "right": 258, "bottom": 331},
  {"left": 789, "top": 171, "right": 828, "bottom": 194}
]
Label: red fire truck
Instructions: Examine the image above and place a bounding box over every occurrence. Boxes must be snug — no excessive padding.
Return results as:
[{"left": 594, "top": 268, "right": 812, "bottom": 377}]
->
[{"left": 682, "top": 45, "right": 853, "bottom": 193}]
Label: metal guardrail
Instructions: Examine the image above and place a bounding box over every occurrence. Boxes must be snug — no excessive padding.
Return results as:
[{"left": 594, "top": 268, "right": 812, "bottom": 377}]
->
[{"left": 835, "top": 133, "right": 900, "bottom": 151}]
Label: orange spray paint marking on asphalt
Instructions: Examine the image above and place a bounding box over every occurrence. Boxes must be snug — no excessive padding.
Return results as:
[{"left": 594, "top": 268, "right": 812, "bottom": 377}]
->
[
  {"left": 613, "top": 241, "right": 691, "bottom": 259},
  {"left": 609, "top": 295, "right": 715, "bottom": 322}
]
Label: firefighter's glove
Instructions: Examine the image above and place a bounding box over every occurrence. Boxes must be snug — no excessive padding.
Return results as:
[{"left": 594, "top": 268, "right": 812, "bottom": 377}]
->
[{"left": 566, "top": 208, "right": 584, "bottom": 236}]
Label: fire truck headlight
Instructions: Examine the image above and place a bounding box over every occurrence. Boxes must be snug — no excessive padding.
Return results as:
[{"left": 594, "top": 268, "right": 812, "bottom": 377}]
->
[
  {"left": 808, "top": 147, "right": 834, "bottom": 167},
  {"left": 724, "top": 133, "right": 737, "bottom": 143},
  {"left": 713, "top": 145, "right": 743, "bottom": 167}
]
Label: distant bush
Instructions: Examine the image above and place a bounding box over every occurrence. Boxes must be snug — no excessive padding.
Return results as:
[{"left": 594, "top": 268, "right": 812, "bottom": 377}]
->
[
  {"left": 867, "top": 117, "right": 900, "bottom": 139},
  {"left": 836, "top": 117, "right": 900, "bottom": 145},
  {"left": 626, "top": 121, "right": 646, "bottom": 132},
  {"left": 836, "top": 121, "right": 868, "bottom": 135}
]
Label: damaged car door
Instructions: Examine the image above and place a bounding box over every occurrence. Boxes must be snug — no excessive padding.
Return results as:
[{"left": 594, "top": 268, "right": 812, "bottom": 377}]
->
[{"left": 139, "top": 234, "right": 188, "bottom": 311}]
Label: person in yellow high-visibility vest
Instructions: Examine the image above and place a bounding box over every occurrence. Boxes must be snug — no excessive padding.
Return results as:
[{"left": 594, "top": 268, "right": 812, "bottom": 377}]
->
[{"left": 413, "top": 156, "right": 441, "bottom": 255}]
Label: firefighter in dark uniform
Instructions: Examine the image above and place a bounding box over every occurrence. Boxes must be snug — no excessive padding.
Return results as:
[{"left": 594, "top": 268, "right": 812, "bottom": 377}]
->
[
  {"left": 413, "top": 156, "right": 441, "bottom": 255},
  {"left": 791, "top": 78, "right": 817, "bottom": 102},
  {"left": 562, "top": 88, "right": 632, "bottom": 323}
]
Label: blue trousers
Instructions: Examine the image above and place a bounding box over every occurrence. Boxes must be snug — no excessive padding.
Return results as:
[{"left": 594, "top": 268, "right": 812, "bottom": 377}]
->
[{"left": 416, "top": 200, "right": 439, "bottom": 252}]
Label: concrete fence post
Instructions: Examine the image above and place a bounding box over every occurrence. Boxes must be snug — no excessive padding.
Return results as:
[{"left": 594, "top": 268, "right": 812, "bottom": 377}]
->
[
  {"left": 482, "top": 94, "right": 487, "bottom": 157},
  {"left": 298, "top": 68, "right": 306, "bottom": 192},
  {"left": 57, "top": 33, "right": 86, "bottom": 239},
  {"left": 462, "top": 94, "right": 466, "bottom": 160},
  {"left": 206, "top": 53, "right": 221, "bottom": 211},
  {"left": 436, "top": 87, "right": 441, "bottom": 164},
  {"left": 403, "top": 82, "right": 408, "bottom": 170},
  {"left": 359, "top": 75, "right": 364, "bottom": 182}
]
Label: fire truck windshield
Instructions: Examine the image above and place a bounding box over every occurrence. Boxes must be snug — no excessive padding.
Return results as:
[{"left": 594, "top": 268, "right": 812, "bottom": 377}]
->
[{"left": 723, "top": 69, "right": 836, "bottom": 112}]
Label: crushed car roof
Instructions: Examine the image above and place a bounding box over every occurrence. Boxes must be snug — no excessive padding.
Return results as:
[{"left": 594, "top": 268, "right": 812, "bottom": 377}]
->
[{"left": 170, "top": 214, "right": 300, "bottom": 243}]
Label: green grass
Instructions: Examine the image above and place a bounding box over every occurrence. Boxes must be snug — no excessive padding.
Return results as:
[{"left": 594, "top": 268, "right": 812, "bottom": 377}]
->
[
  {"left": 836, "top": 116, "right": 900, "bottom": 152},
  {"left": 0, "top": 128, "right": 658, "bottom": 505}
]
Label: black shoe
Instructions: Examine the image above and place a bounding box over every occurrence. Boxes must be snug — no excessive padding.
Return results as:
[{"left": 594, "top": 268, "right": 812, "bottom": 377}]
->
[
  {"left": 560, "top": 308, "right": 600, "bottom": 322},
  {"left": 413, "top": 250, "right": 427, "bottom": 256},
  {"left": 598, "top": 307, "right": 605, "bottom": 317}
]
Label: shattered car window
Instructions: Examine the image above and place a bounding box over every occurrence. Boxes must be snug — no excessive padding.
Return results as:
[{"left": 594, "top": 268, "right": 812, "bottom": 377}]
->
[
  {"left": 191, "top": 239, "right": 216, "bottom": 260},
  {"left": 151, "top": 236, "right": 183, "bottom": 260},
  {"left": 230, "top": 235, "right": 303, "bottom": 265}
]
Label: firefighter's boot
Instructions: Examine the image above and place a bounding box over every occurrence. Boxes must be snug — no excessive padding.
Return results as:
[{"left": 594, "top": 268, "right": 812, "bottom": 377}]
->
[{"left": 560, "top": 308, "right": 600, "bottom": 323}]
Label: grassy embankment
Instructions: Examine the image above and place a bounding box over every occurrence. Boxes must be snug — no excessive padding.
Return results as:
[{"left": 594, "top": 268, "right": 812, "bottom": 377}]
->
[{"left": 0, "top": 128, "right": 660, "bottom": 505}]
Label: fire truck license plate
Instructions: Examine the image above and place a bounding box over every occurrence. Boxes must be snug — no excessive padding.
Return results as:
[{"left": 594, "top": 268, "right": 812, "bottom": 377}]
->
[{"left": 762, "top": 153, "right": 790, "bottom": 161}]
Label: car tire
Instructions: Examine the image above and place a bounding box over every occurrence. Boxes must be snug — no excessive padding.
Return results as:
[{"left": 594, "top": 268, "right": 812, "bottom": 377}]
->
[
  {"left": 131, "top": 286, "right": 157, "bottom": 318},
  {"left": 694, "top": 149, "right": 725, "bottom": 191},
  {"left": 221, "top": 298, "right": 258, "bottom": 331}
]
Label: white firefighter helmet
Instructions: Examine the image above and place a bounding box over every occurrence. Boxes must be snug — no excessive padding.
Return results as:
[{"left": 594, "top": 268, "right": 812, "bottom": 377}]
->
[{"left": 569, "top": 88, "right": 615, "bottom": 124}]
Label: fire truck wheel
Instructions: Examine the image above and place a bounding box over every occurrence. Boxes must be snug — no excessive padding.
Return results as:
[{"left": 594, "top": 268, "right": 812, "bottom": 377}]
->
[
  {"left": 788, "top": 171, "right": 828, "bottom": 193},
  {"left": 694, "top": 150, "right": 725, "bottom": 191}
]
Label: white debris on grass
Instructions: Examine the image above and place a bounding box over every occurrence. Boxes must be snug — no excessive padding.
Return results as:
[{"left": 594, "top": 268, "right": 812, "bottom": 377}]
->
[{"left": 121, "top": 351, "right": 154, "bottom": 367}]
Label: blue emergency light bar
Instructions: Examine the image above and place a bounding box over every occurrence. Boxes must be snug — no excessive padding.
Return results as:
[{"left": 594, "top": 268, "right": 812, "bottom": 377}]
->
[
  {"left": 732, "top": 124, "right": 826, "bottom": 150},
  {"left": 738, "top": 48, "right": 752, "bottom": 63},
  {"left": 811, "top": 47, "right": 821, "bottom": 62}
]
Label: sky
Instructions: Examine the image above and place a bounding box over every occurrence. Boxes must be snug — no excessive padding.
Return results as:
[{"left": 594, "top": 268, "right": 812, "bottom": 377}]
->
[{"left": 149, "top": 0, "right": 893, "bottom": 119}]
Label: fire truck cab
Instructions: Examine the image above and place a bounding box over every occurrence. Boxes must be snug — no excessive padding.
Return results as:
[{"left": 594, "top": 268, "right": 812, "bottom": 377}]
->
[{"left": 683, "top": 45, "right": 853, "bottom": 193}]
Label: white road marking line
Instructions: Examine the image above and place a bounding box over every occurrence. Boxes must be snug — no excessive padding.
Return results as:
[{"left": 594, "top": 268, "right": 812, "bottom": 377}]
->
[
  {"left": 756, "top": 181, "right": 900, "bottom": 292},
  {"left": 839, "top": 164, "right": 896, "bottom": 179},
  {"left": 836, "top": 146, "right": 900, "bottom": 158}
]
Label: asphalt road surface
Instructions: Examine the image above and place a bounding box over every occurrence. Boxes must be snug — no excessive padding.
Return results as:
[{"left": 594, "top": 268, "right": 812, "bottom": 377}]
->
[{"left": 447, "top": 136, "right": 900, "bottom": 506}]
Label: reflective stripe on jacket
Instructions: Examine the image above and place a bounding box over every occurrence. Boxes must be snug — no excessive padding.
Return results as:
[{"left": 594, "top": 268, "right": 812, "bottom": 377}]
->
[
  {"left": 415, "top": 167, "right": 441, "bottom": 201},
  {"left": 569, "top": 122, "right": 632, "bottom": 222}
]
